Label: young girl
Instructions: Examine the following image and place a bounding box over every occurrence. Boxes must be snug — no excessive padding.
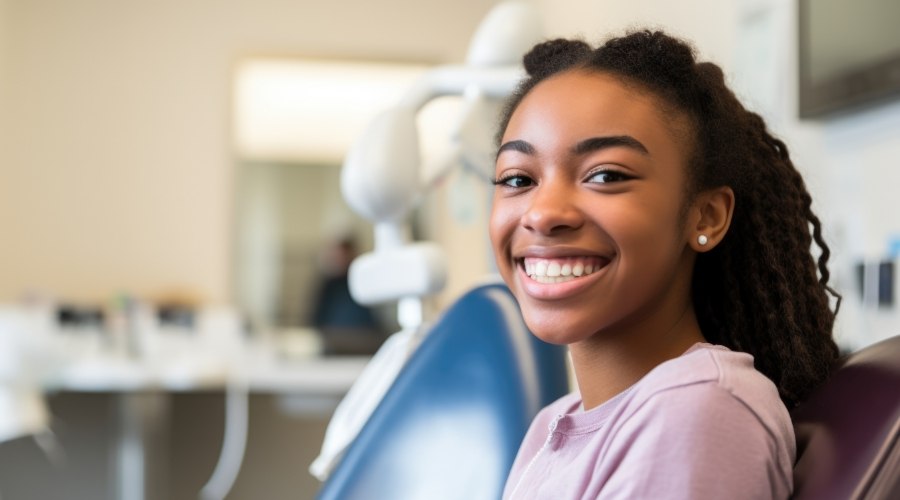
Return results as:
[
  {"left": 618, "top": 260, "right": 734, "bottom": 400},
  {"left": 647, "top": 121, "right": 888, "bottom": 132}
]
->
[{"left": 490, "top": 31, "right": 840, "bottom": 499}]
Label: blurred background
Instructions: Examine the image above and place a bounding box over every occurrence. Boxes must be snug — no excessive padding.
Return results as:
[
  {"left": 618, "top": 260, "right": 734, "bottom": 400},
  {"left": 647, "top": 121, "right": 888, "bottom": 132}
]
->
[{"left": 0, "top": 0, "right": 898, "bottom": 498}]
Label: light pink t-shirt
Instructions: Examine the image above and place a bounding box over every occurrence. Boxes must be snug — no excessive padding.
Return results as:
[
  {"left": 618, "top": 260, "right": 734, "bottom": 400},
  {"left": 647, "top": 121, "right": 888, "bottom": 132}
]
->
[{"left": 503, "top": 343, "right": 795, "bottom": 499}]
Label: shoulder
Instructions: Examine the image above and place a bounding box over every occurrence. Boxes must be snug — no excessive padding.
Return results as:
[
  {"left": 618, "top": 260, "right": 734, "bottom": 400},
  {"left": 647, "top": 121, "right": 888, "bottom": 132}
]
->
[
  {"left": 639, "top": 343, "right": 755, "bottom": 389},
  {"left": 611, "top": 344, "right": 795, "bottom": 477},
  {"left": 630, "top": 345, "right": 778, "bottom": 405},
  {"left": 630, "top": 344, "right": 792, "bottom": 438},
  {"left": 594, "top": 345, "right": 795, "bottom": 497}
]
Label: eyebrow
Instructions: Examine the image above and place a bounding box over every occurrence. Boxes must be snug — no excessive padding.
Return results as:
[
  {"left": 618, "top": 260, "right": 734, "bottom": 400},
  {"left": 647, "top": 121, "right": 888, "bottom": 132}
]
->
[
  {"left": 496, "top": 139, "right": 535, "bottom": 159},
  {"left": 496, "top": 135, "right": 650, "bottom": 160},
  {"left": 572, "top": 135, "right": 649, "bottom": 156}
]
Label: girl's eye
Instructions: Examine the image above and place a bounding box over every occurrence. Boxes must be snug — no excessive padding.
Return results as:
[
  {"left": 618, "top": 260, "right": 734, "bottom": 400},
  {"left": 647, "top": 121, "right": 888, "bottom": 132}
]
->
[
  {"left": 587, "top": 170, "right": 631, "bottom": 184},
  {"left": 493, "top": 175, "right": 534, "bottom": 188}
]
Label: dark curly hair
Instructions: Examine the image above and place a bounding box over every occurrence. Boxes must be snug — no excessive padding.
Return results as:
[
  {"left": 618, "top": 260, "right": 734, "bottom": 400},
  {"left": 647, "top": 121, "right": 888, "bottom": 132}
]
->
[{"left": 497, "top": 30, "right": 841, "bottom": 409}]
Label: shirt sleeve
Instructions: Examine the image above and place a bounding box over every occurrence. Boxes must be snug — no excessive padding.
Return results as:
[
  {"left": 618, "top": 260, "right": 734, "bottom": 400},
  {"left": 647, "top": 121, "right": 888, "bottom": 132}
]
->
[{"left": 595, "top": 383, "right": 792, "bottom": 500}]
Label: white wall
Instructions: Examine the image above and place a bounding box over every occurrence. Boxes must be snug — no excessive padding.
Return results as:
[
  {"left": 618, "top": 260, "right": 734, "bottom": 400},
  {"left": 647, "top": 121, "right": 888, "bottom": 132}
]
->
[
  {"left": 536, "top": 0, "right": 738, "bottom": 70},
  {"left": 728, "top": 1, "right": 900, "bottom": 348},
  {"left": 0, "top": 0, "right": 496, "bottom": 305},
  {"left": 813, "top": 101, "right": 900, "bottom": 348}
]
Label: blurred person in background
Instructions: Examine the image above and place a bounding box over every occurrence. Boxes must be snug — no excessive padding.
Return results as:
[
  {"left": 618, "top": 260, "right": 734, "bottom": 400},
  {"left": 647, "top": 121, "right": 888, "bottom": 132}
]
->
[{"left": 310, "top": 237, "right": 385, "bottom": 355}]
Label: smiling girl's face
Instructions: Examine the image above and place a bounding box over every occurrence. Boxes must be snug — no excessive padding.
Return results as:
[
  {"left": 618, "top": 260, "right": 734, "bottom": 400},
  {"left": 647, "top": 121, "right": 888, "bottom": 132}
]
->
[{"left": 490, "top": 70, "right": 700, "bottom": 346}]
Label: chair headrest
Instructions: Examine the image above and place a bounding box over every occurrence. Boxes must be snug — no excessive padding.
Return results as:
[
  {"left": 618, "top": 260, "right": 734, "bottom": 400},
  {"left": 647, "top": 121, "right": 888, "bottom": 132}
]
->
[{"left": 791, "top": 335, "right": 900, "bottom": 500}]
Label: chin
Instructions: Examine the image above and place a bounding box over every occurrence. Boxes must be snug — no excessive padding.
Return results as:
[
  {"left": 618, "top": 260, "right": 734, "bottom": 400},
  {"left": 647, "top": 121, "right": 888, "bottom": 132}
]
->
[{"left": 520, "top": 307, "right": 597, "bottom": 346}]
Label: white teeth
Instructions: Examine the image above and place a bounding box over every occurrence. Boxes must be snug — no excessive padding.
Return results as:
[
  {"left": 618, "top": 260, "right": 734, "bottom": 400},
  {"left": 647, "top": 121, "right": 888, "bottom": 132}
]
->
[
  {"left": 523, "top": 257, "right": 607, "bottom": 283},
  {"left": 547, "top": 261, "right": 561, "bottom": 277}
]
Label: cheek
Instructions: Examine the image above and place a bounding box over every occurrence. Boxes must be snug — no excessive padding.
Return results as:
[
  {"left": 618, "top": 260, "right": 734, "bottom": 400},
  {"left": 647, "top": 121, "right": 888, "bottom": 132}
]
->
[
  {"left": 614, "top": 189, "right": 685, "bottom": 246},
  {"left": 489, "top": 199, "right": 525, "bottom": 291},
  {"left": 488, "top": 199, "right": 517, "bottom": 252},
  {"left": 601, "top": 192, "right": 684, "bottom": 261},
  {"left": 488, "top": 210, "right": 502, "bottom": 257},
  {"left": 612, "top": 199, "right": 687, "bottom": 293}
]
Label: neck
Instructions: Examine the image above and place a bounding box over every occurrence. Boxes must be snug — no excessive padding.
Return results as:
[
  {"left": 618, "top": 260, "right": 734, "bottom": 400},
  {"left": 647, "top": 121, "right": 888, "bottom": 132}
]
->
[{"left": 569, "top": 302, "right": 705, "bottom": 410}]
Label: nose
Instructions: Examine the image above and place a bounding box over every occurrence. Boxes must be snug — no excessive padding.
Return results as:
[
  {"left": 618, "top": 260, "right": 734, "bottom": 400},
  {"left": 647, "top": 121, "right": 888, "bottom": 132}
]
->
[{"left": 521, "top": 181, "right": 584, "bottom": 235}]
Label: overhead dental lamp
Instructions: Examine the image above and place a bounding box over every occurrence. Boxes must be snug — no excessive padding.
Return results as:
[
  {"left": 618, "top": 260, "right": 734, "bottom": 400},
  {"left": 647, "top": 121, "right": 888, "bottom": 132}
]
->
[{"left": 340, "top": 0, "right": 541, "bottom": 325}]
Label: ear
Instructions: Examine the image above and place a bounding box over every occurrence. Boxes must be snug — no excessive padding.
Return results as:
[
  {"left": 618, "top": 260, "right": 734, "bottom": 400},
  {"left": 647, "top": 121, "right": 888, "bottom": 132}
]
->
[{"left": 687, "top": 186, "right": 734, "bottom": 252}]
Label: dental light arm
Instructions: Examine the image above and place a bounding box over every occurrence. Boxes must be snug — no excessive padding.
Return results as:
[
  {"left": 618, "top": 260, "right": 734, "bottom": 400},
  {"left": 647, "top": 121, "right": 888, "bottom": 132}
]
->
[
  {"left": 340, "top": 68, "right": 523, "bottom": 311},
  {"left": 340, "top": 0, "right": 541, "bottom": 319},
  {"left": 312, "top": 0, "right": 542, "bottom": 482}
]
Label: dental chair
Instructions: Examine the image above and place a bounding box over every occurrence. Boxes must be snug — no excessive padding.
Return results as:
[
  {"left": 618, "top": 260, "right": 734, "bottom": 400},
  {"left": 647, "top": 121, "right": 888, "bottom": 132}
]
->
[
  {"left": 317, "top": 283, "right": 568, "bottom": 500},
  {"left": 791, "top": 334, "right": 900, "bottom": 499}
]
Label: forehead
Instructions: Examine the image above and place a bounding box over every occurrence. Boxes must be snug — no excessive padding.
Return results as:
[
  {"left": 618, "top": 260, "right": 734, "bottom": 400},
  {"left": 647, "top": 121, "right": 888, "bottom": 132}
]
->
[{"left": 503, "top": 70, "right": 692, "bottom": 159}]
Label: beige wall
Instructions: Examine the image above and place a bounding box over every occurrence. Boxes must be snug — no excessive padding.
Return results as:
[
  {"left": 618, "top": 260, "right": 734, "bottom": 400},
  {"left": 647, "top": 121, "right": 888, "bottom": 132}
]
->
[
  {"left": 0, "top": 0, "right": 8, "bottom": 266},
  {"left": 0, "top": 0, "right": 496, "bottom": 304}
]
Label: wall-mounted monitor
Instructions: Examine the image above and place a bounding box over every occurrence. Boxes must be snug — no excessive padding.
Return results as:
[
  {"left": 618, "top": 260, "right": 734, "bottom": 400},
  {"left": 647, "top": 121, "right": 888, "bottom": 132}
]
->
[{"left": 799, "top": 0, "right": 900, "bottom": 118}]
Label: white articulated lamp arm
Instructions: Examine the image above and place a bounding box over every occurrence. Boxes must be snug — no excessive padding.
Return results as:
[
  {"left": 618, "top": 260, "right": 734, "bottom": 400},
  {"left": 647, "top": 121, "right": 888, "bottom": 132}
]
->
[
  {"left": 339, "top": 103, "right": 446, "bottom": 330},
  {"left": 312, "top": 1, "right": 542, "bottom": 482},
  {"left": 341, "top": 106, "right": 421, "bottom": 231}
]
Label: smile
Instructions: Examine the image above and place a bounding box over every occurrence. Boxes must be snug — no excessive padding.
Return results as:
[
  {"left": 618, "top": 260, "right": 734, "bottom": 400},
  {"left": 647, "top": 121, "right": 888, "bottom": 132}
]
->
[{"left": 521, "top": 256, "right": 610, "bottom": 284}]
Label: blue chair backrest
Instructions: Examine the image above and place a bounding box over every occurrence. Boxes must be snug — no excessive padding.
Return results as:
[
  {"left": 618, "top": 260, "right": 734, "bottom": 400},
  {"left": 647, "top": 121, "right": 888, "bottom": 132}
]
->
[{"left": 317, "top": 284, "right": 569, "bottom": 500}]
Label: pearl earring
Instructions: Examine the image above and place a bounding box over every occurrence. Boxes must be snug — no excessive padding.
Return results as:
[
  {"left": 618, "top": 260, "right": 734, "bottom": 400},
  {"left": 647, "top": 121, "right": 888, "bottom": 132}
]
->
[{"left": 698, "top": 234, "right": 709, "bottom": 246}]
